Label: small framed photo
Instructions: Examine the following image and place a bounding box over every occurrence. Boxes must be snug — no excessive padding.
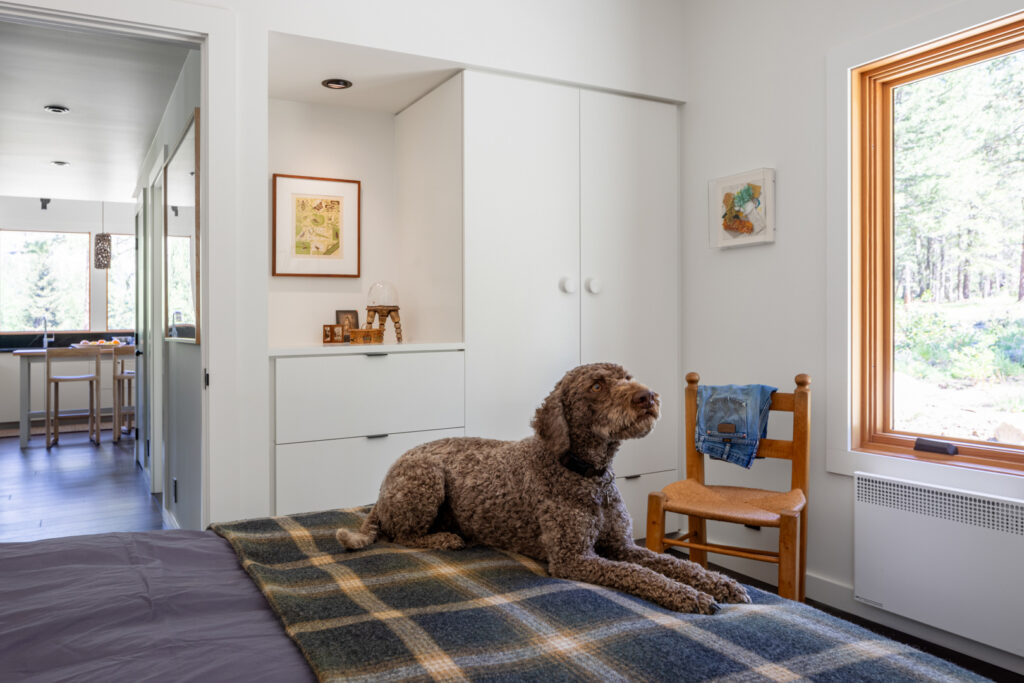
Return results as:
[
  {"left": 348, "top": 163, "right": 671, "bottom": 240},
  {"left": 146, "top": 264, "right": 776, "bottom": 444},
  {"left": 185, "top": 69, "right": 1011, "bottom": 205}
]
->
[
  {"left": 335, "top": 309, "right": 359, "bottom": 342},
  {"left": 273, "top": 173, "right": 361, "bottom": 277},
  {"left": 322, "top": 324, "right": 347, "bottom": 344},
  {"left": 708, "top": 168, "right": 775, "bottom": 248}
]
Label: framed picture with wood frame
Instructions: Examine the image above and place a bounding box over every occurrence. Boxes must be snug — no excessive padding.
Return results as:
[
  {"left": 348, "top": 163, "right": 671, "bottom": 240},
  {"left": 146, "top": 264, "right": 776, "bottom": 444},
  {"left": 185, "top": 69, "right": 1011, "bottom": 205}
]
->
[{"left": 272, "top": 173, "right": 361, "bottom": 277}]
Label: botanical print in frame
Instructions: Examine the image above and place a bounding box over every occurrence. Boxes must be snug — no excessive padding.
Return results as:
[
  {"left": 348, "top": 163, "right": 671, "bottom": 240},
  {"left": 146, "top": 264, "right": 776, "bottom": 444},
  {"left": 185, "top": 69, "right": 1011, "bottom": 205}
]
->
[
  {"left": 708, "top": 168, "right": 775, "bottom": 248},
  {"left": 273, "top": 174, "right": 360, "bottom": 277},
  {"left": 292, "top": 195, "right": 342, "bottom": 258}
]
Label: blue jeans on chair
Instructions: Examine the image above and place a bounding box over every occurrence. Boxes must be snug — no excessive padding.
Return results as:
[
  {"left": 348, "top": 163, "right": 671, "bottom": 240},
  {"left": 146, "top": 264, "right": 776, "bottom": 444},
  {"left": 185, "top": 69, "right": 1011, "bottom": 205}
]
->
[{"left": 695, "top": 384, "right": 777, "bottom": 468}]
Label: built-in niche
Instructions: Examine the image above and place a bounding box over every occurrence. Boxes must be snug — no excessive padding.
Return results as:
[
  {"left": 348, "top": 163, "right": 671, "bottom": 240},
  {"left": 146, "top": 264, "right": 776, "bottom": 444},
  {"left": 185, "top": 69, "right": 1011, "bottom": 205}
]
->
[{"left": 267, "top": 33, "right": 464, "bottom": 347}]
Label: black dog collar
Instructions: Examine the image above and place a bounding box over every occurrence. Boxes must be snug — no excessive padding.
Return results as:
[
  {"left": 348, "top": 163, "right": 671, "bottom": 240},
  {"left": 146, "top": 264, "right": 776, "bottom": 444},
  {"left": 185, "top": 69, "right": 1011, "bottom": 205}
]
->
[{"left": 559, "top": 452, "right": 607, "bottom": 478}]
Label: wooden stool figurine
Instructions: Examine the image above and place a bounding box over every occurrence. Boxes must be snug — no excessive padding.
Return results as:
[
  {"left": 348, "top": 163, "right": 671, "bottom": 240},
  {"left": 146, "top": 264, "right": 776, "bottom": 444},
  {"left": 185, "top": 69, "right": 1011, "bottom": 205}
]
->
[{"left": 365, "top": 306, "right": 402, "bottom": 343}]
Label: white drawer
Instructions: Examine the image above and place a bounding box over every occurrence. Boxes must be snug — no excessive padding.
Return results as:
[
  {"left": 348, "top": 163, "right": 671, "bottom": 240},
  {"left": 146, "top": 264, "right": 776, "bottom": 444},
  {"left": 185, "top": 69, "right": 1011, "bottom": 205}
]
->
[
  {"left": 614, "top": 469, "right": 681, "bottom": 539},
  {"left": 275, "top": 350, "right": 464, "bottom": 444},
  {"left": 275, "top": 428, "right": 464, "bottom": 515}
]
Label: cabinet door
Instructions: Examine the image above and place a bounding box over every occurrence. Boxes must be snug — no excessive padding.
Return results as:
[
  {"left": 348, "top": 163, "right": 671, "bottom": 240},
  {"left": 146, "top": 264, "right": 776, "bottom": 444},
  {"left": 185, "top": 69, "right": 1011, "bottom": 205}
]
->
[
  {"left": 580, "top": 91, "right": 679, "bottom": 477},
  {"left": 276, "top": 428, "right": 465, "bottom": 515},
  {"left": 275, "top": 351, "right": 464, "bottom": 444},
  {"left": 464, "top": 71, "right": 581, "bottom": 440}
]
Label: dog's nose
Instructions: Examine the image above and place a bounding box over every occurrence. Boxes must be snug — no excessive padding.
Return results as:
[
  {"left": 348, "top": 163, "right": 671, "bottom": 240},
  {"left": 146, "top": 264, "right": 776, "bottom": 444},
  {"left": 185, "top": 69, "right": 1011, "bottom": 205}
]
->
[{"left": 632, "top": 389, "right": 656, "bottom": 407}]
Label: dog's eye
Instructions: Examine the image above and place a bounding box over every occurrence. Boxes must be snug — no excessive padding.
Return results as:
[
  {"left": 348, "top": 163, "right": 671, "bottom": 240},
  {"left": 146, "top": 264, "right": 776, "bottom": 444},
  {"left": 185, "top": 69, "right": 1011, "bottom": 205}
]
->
[{"left": 591, "top": 382, "right": 603, "bottom": 392}]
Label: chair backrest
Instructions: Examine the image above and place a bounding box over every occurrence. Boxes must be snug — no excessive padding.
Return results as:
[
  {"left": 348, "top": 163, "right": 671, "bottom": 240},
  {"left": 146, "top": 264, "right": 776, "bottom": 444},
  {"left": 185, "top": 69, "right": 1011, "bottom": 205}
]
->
[
  {"left": 112, "top": 344, "right": 135, "bottom": 372},
  {"left": 684, "top": 372, "right": 811, "bottom": 492},
  {"left": 45, "top": 346, "right": 102, "bottom": 379}
]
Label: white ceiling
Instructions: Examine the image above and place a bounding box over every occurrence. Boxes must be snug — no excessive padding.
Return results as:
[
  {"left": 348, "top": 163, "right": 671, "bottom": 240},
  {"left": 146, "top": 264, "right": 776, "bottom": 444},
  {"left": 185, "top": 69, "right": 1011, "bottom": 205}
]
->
[
  {"left": 269, "top": 32, "right": 462, "bottom": 113},
  {"left": 0, "top": 20, "right": 192, "bottom": 203}
]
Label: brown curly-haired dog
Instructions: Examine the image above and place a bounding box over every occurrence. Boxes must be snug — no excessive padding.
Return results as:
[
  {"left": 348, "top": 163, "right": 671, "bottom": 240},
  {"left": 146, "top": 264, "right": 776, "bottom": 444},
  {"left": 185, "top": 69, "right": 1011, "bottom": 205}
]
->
[{"left": 337, "top": 363, "right": 750, "bottom": 614}]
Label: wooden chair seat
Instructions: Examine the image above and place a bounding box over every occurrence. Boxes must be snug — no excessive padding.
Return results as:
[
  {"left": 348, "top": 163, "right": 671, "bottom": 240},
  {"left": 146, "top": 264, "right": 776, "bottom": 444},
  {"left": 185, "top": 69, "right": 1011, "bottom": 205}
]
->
[
  {"left": 50, "top": 373, "right": 100, "bottom": 382},
  {"left": 661, "top": 479, "right": 806, "bottom": 527}
]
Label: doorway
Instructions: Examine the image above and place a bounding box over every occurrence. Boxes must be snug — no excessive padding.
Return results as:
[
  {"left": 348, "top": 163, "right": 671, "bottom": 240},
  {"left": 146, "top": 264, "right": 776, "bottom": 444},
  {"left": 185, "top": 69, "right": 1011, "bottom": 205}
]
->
[{"left": 0, "top": 12, "right": 202, "bottom": 539}]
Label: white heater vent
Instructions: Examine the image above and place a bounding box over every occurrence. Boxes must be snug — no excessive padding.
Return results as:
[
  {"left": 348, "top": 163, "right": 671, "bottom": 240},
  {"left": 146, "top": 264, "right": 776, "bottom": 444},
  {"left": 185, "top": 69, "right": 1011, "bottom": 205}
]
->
[
  {"left": 854, "top": 472, "right": 1024, "bottom": 658},
  {"left": 856, "top": 475, "right": 1024, "bottom": 536}
]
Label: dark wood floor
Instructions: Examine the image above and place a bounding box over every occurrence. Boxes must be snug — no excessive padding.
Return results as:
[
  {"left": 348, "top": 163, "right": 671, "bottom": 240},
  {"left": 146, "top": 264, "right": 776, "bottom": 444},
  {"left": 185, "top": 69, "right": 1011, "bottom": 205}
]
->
[{"left": 0, "top": 431, "right": 164, "bottom": 542}]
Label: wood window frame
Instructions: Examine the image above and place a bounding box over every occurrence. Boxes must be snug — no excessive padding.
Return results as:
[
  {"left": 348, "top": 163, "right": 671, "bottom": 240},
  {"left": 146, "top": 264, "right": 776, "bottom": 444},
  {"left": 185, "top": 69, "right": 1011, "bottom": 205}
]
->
[{"left": 852, "top": 12, "right": 1024, "bottom": 475}]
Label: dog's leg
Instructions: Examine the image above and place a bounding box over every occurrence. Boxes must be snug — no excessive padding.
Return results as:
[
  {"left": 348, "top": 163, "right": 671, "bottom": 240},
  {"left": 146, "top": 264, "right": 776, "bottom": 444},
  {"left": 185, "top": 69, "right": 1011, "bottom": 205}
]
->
[
  {"left": 395, "top": 532, "right": 465, "bottom": 550},
  {"left": 601, "top": 543, "right": 750, "bottom": 604},
  {"left": 549, "top": 555, "right": 718, "bottom": 614},
  {"left": 374, "top": 455, "right": 467, "bottom": 550}
]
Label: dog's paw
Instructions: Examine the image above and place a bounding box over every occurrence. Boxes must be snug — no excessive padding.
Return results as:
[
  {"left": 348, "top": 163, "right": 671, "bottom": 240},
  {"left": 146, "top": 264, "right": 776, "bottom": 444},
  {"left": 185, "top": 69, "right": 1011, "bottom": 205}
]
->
[
  {"left": 709, "top": 575, "right": 750, "bottom": 604},
  {"left": 662, "top": 588, "right": 718, "bottom": 614}
]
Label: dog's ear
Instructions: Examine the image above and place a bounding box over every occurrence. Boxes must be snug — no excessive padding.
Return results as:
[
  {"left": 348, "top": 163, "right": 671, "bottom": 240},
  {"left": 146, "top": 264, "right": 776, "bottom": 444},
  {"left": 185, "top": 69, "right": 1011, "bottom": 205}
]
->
[{"left": 531, "top": 388, "right": 570, "bottom": 455}]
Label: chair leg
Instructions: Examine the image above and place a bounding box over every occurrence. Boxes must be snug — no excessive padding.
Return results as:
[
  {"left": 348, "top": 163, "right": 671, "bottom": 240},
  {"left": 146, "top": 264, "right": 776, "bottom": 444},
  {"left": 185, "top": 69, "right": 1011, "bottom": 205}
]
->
[
  {"left": 646, "top": 491, "right": 667, "bottom": 552},
  {"left": 45, "top": 380, "right": 53, "bottom": 449},
  {"left": 92, "top": 379, "right": 100, "bottom": 444},
  {"left": 53, "top": 384, "right": 60, "bottom": 446},
  {"left": 778, "top": 514, "right": 799, "bottom": 600},
  {"left": 798, "top": 508, "right": 808, "bottom": 602},
  {"left": 112, "top": 378, "right": 120, "bottom": 443},
  {"left": 687, "top": 516, "right": 707, "bottom": 567}
]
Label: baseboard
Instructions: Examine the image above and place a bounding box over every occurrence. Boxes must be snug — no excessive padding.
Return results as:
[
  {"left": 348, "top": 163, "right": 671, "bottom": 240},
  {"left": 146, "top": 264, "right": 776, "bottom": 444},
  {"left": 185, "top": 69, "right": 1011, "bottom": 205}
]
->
[{"left": 161, "top": 506, "right": 180, "bottom": 530}]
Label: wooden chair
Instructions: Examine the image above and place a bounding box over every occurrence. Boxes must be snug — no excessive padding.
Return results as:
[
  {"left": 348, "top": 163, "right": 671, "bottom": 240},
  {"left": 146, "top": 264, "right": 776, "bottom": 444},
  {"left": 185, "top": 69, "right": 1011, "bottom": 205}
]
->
[
  {"left": 111, "top": 345, "right": 136, "bottom": 442},
  {"left": 45, "top": 347, "right": 102, "bottom": 447},
  {"left": 646, "top": 372, "right": 811, "bottom": 601}
]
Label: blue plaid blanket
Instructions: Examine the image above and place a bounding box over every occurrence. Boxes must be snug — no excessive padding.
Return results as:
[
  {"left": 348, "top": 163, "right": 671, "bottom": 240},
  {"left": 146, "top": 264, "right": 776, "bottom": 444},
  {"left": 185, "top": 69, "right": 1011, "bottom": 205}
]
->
[{"left": 210, "top": 507, "right": 985, "bottom": 682}]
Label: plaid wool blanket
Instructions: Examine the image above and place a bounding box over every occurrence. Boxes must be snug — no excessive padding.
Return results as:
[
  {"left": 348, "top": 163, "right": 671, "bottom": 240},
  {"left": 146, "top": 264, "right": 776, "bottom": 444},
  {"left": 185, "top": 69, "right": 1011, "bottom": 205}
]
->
[{"left": 211, "top": 508, "right": 986, "bottom": 683}]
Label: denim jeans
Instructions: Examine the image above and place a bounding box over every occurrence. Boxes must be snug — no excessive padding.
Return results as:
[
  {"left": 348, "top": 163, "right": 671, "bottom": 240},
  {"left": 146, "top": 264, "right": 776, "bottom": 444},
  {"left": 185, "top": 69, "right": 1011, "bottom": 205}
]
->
[{"left": 695, "top": 384, "right": 777, "bottom": 468}]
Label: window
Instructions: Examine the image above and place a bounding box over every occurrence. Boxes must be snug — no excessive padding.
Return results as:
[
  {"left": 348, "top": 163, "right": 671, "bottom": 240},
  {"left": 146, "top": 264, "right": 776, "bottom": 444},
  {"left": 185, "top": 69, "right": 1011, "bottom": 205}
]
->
[
  {"left": 852, "top": 13, "right": 1024, "bottom": 471},
  {"left": 0, "top": 230, "right": 90, "bottom": 332},
  {"left": 166, "top": 235, "right": 195, "bottom": 327},
  {"left": 106, "top": 234, "right": 136, "bottom": 331}
]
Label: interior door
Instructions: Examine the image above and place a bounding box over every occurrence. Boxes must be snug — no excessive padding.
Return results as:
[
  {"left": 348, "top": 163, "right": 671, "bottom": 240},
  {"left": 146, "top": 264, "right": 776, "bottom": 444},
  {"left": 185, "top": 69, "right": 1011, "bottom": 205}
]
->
[
  {"left": 134, "top": 201, "right": 149, "bottom": 469},
  {"left": 579, "top": 91, "right": 679, "bottom": 477},
  {"left": 463, "top": 71, "right": 581, "bottom": 440},
  {"left": 146, "top": 172, "right": 164, "bottom": 494}
]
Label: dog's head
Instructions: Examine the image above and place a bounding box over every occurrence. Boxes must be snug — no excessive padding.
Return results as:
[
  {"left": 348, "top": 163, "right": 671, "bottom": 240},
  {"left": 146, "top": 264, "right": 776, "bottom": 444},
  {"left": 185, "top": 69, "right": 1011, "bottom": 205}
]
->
[{"left": 531, "top": 363, "right": 660, "bottom": 468}]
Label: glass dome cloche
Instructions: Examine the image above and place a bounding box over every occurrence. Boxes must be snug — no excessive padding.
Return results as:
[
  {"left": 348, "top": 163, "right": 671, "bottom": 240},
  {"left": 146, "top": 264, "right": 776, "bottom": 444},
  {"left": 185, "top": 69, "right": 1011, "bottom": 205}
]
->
[{"left": 366, "top": 280, "right": 399, "bottom": 307}]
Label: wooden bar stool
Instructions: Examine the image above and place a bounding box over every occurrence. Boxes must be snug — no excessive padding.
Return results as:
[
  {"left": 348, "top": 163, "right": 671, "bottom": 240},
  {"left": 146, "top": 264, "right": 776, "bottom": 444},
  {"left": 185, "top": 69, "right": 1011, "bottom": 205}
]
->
[
  {"left": 111, "top": 345, "right": 136, "bottom": 442},
  {"left": 45, "top": 347, "right": 102, "bottom": 447}
]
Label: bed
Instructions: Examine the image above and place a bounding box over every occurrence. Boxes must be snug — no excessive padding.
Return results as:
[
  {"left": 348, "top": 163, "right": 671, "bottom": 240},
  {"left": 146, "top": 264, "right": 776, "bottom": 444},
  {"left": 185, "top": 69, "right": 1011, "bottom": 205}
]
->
[{"left": 1, "top": 507, "right": 986, "bottom": 682}]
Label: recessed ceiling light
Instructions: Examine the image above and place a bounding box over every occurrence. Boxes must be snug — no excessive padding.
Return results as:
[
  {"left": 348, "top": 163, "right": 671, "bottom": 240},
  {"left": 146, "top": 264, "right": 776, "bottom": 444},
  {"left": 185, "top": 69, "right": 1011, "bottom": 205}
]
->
[
  {"left": 50, "top": 160, "right": 70, "bottom": 167},
  {"left": 321, "top": 78, "right": 353, "bottom": 90},
  {"left": 43, "top": 104, "right": 70, "bottom": 114}
]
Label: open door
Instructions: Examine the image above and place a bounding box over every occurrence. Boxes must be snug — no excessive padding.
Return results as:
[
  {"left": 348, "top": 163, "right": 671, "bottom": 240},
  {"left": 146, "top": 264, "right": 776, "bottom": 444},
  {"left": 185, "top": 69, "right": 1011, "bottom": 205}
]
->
[{"left": 133, "top": 200, "right": 150, "bottom": 472}]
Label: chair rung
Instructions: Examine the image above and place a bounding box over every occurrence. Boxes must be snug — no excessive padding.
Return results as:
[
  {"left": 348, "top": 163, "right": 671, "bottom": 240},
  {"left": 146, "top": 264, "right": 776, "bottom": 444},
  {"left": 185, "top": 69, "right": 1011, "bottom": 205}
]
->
[{"left": 663, "top": 537, "right": 780, "bottom": 564}]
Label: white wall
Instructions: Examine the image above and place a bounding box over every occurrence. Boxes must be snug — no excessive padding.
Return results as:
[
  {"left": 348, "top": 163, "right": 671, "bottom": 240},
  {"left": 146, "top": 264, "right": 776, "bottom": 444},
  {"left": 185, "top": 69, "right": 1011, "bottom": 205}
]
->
[
  {"left": 0, "top": 197, "right": 134, "bottom": 424},
  {"left": 680, "top": 0, "right": 1024, "bottom": 673}
]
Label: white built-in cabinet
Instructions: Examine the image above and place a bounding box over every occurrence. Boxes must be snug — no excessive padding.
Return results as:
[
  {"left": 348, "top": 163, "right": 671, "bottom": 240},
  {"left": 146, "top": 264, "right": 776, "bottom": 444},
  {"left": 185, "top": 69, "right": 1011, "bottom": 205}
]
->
[
  {"left": 272, "top": 345, "right": 465, "bottom": 515},
  {"left": 460, "top": 71, "right": 681, "bottom": 533}
]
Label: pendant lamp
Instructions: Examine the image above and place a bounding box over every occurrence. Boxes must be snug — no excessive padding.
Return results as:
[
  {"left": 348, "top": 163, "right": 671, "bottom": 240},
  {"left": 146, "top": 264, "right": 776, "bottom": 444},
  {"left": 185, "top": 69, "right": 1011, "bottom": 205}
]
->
[{"left": 94, "top": 201, "right": 111, "bottom": 269}]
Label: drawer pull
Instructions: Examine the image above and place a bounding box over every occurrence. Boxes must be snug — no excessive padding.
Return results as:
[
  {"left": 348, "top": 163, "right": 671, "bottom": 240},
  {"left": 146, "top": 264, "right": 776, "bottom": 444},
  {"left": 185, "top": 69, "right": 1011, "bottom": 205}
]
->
[
  {"left": 623, "top": 474, "right": 641, "bottom": 480},
  {"left": 366, "top": 433, "right": 389, "bottom": 439},
  {"left": 365, "top": 352, "right": 389, "bottom": 357}
]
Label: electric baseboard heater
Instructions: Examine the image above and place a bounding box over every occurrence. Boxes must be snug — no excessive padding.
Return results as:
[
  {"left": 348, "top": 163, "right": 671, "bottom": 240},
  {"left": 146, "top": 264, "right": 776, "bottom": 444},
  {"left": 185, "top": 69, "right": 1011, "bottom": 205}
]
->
[{"left": 854, "top": 472, "right": 1024, "bottom": 657}]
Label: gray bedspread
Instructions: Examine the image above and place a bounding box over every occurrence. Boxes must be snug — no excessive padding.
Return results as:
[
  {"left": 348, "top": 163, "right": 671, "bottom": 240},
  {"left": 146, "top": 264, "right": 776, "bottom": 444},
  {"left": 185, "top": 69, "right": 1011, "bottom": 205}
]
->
[{"left": 0, "top": 530, "right": 314, "bottom": 683}]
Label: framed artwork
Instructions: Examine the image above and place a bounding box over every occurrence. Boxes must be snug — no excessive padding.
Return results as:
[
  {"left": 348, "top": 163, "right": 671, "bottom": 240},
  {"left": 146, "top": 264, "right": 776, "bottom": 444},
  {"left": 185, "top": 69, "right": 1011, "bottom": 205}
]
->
[
  {"left": 708, "top": 168, "right": 775, "bottom": 248},
  {"left": 335, "top": 309, "right": 360, "bottom": 342},
  {"left": 273, "top": 173, "right": 361, "bottom": 277}
]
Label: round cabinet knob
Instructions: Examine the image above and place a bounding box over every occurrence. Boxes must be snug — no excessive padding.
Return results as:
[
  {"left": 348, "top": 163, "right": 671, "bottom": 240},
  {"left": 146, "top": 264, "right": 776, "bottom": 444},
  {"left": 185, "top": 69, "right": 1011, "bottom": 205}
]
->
[
  {"left": 559, "top": 276, "right": 577, "bottom": 294},
  {"left": 585, "top": 277, "right": 602, "bottom": 294}
]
